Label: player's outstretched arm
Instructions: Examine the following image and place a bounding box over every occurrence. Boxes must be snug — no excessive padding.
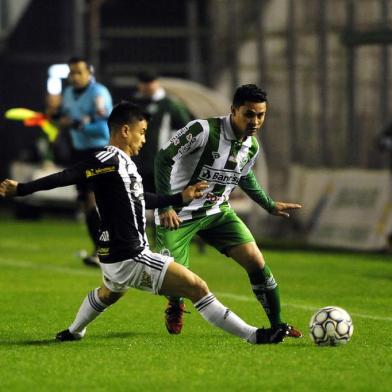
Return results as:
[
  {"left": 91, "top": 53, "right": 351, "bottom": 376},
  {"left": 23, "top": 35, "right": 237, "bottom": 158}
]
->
[
  {"left": 270, "top": 201, "right": 302, "bottom": 218},
  {"left": 0, "top": 165, "right": 85, "bottom": 198},
  {"left": 0, "top": 179, "right": 18, "bottom": 197}
]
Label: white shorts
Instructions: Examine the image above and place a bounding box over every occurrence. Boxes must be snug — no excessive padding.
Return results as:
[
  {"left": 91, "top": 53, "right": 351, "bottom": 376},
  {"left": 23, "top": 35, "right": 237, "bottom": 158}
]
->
[{"left": 100, "top": 249, "right": 173, "bottom": 294}]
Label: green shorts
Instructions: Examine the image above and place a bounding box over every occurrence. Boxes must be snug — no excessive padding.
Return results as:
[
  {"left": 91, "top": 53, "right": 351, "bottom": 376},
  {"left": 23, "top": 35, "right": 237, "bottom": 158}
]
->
[{"left": 156, "top": 208, "right": 255, "bottom": 268}]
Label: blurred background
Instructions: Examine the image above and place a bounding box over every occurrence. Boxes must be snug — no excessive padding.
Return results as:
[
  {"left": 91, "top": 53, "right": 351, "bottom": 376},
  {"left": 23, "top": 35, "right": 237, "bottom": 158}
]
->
[{"left": 0, "top": 0, "right": 391, "bottom": 251}]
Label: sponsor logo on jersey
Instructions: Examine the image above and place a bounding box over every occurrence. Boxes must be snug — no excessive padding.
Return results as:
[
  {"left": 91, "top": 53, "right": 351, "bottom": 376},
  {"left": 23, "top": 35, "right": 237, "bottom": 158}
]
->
[
  {"left": 177, "top": 135, "right": 196, "bottom": 156},
  {"left": 130, "top": 181, "right": 143, "bottom": 199},
  {"left": 239, "top": 156, "right": 249, "bottom": 169},
  {"left": 86, "top": 165, "right": 116, "bottom": 178},
  {"left": 198, "top": 165, "right": 241, "bottom": 185},
  {"left": 206, "top": 192, "right": 229, "bottom": 203},
  {"left": 200, "top": 168, "right": 211, "bottom": 179},
  {"left": 169, "top": 126, "right": 189, "bottom": 146}
]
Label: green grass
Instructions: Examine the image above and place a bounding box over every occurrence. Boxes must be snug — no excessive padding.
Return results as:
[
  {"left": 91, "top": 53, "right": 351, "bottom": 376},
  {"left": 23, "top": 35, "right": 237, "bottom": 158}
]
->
[{"left": 0, "top": 217, "right": 391, "bottom": 391}]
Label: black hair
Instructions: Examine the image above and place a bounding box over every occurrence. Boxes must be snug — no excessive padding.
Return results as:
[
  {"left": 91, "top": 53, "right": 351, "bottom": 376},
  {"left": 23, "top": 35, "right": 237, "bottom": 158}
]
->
[
  {"left": 108, "top": 101, "right": 151, "bottom": 134},
  {"left": 67, "top": 56, "right": 93, "bottom": 73},
  {"left": 137, "top": 69, "right": 159, "bottom": 83},
  {"left": 232, "top": 84, "right": 267, "bottom": 107}
]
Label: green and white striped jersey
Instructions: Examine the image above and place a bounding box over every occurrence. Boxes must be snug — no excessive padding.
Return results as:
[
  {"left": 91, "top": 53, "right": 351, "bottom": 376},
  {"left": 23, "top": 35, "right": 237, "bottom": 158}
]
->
[{"left": 155, "top": 114, "right": 274, "bottom": 222}]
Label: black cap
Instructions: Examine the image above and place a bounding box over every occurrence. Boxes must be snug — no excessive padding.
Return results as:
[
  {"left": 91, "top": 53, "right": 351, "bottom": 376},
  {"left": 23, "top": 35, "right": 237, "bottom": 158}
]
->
[{"left": 137, "top": 69, "right": 159, "bottom": 83}]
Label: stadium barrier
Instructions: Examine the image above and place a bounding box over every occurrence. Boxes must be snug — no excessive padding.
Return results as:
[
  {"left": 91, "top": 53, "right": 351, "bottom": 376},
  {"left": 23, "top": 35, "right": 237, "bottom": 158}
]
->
[{"left": 289, "top": 166, "right": 392, "bottom": 251}]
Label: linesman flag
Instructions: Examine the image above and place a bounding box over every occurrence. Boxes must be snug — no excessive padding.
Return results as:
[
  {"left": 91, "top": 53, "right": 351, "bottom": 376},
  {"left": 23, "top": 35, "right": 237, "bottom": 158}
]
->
[{"left": 5, "top": 108, "right": 59, "bottom": 142}]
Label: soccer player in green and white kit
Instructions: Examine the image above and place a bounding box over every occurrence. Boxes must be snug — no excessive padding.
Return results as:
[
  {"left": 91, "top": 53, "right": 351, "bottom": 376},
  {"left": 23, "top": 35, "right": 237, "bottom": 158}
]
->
[{"left": 155, "top": 84, "right": 303, "bottom": 339}]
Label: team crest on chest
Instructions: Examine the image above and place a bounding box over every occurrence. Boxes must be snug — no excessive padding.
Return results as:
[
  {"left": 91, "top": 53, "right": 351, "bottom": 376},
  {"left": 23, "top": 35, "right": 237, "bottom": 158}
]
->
[{"left": 239, "top": 156, "right": 249, "bottom": 169}]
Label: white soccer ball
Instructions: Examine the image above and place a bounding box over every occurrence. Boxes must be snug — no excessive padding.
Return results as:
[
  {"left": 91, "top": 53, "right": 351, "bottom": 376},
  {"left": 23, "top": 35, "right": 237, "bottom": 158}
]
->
[{"left": 309, "top": 306, "right": 354, "bottom": 346}]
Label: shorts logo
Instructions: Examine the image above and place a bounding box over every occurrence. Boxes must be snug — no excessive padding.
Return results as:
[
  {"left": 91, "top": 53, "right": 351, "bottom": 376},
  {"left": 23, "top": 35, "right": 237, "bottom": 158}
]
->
[
  {"left": 140, "top": 271, "right": 153, "bottom": 289},
  {"left": 97, "top": 247, "right": 109, "bottom": 256},
  {"left": 199, "top": 165, "right": 241, "bottom": 185}
]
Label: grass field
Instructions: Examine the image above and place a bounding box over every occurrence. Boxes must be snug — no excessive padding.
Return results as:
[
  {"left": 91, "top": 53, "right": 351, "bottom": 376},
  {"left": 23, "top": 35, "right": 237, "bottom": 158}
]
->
[{"left": 0, "top": 216, "right": 391, "bottom": 391}]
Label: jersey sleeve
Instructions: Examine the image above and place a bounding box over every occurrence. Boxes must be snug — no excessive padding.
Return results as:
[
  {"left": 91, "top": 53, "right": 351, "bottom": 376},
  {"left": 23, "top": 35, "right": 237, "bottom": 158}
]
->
[
  {"left": 238, "top": 170, "right": 276, "bottom": 213},
  {"left": 154, "top": 120, "right": 206, "bottom": 196},
  {"left": 144, "top": 192, "right": 183, "bottom": 209},
  {"left": 16, "top": 153, "right": 116, "bottom": 196},
  {"left": 17, "top": 162, "right": 87, "bottom": 196}
]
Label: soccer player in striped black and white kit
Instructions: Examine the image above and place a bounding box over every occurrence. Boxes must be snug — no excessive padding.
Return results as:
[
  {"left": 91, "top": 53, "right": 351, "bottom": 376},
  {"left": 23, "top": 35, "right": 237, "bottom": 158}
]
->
[{"left": 0, "top": 102, "right": 289, "bottom": 344}]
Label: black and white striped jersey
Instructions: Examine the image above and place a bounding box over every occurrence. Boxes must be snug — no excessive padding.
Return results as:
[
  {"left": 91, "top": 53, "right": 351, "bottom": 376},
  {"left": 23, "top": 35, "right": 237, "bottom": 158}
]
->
[{"left": 17, "top": 145, "right": 183, "bottom": 263}]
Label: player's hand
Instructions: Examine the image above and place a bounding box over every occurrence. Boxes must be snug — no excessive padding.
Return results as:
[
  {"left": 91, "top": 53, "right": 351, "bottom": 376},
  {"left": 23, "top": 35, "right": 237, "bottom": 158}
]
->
[
  {"left": 181, "top": 181, "right": 208, "bottom": 203},
  {"left": 0, "top": 179, "right": 18, "bottom": 198},
  {"left": 271, "top": 201, "right": 302, "bottom": 218},
  {"left": 159, "top": 208, "right": 182, "bottom": 230}
]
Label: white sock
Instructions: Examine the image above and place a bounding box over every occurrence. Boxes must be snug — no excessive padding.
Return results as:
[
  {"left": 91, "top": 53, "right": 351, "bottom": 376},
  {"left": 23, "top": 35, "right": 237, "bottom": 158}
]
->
[
  {"left": 69, "top": 288, "right": 108, "bottom": 336},
  {"left": 194, "top": 293, "right": 258, "bottom": 343}
]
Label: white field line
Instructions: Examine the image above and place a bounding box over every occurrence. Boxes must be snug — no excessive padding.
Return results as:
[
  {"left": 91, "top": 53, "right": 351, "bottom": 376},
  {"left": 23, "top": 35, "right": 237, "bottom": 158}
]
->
[
  {"left": 0, "top": 257, "right": 97, "bottom": 277},
  {"left": 1, "top": 257, "right": 391, "bottom": 322},
  {"left": 215, "top": 292, "right": 392, "bottom": 322}
]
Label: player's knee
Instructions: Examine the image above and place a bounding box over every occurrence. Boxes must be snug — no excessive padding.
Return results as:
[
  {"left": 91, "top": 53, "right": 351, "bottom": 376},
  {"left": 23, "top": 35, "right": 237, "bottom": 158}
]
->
[
  {"left": 189, "top": 276, "right": 209, "bottom": 302},
  {"left": 98, "top": 286, "right": 124, "bottom": 305},
  {"left": 244, "top": 246, "right": 265, "bottom": 271}
]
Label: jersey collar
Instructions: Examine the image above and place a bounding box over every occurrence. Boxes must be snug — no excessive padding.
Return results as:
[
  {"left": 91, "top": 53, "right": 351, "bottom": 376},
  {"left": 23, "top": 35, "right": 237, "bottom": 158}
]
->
[
  {"left": 107, "top": 145, "right": 133, "bottom": 162},
  {"left": 222, "top": 114, "right": 252, "bottom": 146},
  {"left": 222, "top": 114, "right": 237, "bottom": 141}
]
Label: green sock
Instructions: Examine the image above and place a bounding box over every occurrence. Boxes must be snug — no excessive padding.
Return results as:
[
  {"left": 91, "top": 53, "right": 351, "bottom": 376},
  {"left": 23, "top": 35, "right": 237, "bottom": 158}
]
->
[{"left": 248, "top": 265, "right": 283, "bottom": 328}]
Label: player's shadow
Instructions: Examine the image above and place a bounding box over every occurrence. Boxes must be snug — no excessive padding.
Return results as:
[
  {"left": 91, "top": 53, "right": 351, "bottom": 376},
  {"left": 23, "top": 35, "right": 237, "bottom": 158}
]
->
[
  {"left": 0, "top": 331, "right": 154, "bottom": 347},
  {"left": 92, "top": 331, "right": 156, "bottom": 339},
  {"left": 0, "top": 338, "right": 57, "bottom": 347}
]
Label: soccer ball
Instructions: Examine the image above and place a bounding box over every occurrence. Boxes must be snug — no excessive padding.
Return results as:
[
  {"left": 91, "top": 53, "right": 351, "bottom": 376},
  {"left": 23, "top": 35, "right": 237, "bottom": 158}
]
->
[{"left": 309, "top": 306, "right": 353, "bottom": 346}]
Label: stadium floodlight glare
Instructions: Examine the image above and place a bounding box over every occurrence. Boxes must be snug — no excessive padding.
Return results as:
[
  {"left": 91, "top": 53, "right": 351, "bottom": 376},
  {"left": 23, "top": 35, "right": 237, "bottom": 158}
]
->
[
  {"left": 47, "top": 77, "right": 62, "bottom": 95},
  {"left": 47, "top": 64, "right": 69, "bottom": 94}
]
